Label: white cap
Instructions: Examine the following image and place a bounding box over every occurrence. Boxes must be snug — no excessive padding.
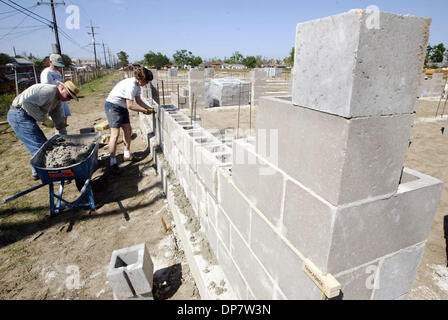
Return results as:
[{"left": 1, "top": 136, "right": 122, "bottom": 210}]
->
[{"left": 50, "top": 53, "right": 65, "bottom": 67}]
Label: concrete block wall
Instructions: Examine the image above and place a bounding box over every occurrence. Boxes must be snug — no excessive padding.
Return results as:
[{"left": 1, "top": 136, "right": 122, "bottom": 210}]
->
[
  {"left": 256, "top": 95, "right": 414, "bottom": 206},
  {"left": 138, "top": 9, "right": 443, "bottom": 300}
]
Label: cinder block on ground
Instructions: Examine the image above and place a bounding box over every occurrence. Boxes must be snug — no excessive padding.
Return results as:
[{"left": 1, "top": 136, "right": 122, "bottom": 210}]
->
[
  {"left": 292, "top": 9, "right": 431, "bottom": 117},
  {"left": 107, "top": 243, "right": 154, "bottom": 298},
  {"left": 257, "top": 96, "right": 413, "bottom": 205},
  {"left": 209, "top": 78, "right": 250, "bottom": 107}
]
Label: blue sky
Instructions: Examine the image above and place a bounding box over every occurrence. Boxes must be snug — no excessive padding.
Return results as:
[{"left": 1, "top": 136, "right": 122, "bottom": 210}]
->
[{"left": 0, "top": 0, "right": 447, "bottom": 63}]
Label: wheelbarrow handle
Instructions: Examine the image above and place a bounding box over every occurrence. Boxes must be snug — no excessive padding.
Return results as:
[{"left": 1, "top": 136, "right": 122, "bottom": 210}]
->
[{"left": 2, "top": 182, "right": 48, "bottom": 204}]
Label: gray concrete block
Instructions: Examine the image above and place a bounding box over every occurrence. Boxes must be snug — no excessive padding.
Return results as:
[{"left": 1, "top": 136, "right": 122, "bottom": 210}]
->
[
  {"left": 230, "top": 224, "right": 274, "bottom": 299},
  {"left": 249, "top": 207, "right": 323, "bottom": 299},
  {"left": 372, "top": 242, "right": 426, "bottom": 300},
  {"left": 217, "top": 168, "right": 252, "bottom": 242},
  {"left": 217, "top": 238, "right": 247, "bottom": 299},
  {"left": 292, "top": 10, "right": 431, "bottom": 117},
  {"left": 335, "top": 261, "right": 380, "bottom": 300},
  {"left": 257, "top": 96, "right": 413, "bottom": 205},
  {"left": 107, "top": 243, "right": 154, "bottom": 298},
  {"left": 327, "top": 168, "right": 443, "bottom": 273},
  {"left": 217, "top": 207, "right": 231, "bottom": 251},
  {"left": 196, "top": 143, "right": 232, "bottom": 197},
  {"left": 283, "top": 178, "right": 335, "bottom": 273},
  {"left": 206, "top": 192, "right": 219, "bottom": 228},
  {"left": 232, "top": 139, "right": 285, "bottom": 227}
]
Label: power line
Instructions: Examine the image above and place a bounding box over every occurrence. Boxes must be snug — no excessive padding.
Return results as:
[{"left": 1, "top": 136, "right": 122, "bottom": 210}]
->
[
  {"left": 0, "top": 0, "right": 53, "bottom": 28},
  {"left": 0, "top": 7, "right": 30, "bottom": 41},
  {"left": 0, "top": 4, "right": 37, "bottom": 14},
  {"left": 7, "top": 0, "right": 53, "bottom": 24}
]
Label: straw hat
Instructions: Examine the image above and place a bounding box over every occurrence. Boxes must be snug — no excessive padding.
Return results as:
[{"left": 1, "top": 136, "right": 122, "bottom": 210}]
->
[{"left": 57, "top": 80, "right": 79, "bottom": 101}]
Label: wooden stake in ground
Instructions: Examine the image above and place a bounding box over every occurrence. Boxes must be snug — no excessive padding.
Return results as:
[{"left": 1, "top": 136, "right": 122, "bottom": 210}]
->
[{"left": 435, "top": 76, "right": 448, "bottom": 117}]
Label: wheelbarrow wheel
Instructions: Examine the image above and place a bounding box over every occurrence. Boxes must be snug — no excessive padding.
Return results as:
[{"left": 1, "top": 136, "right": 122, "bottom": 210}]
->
[{"left": 75, "top": 179, "right": 86, "bottom": 192}]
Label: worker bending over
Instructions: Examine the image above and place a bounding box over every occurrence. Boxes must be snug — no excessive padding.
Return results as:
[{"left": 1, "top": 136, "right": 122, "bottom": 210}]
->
[
  {"left": 104, "top": 66, "right": 154, "bottom": 174},
  {"left": 7, "top": 81, "right": 79, "bottom": 180}
]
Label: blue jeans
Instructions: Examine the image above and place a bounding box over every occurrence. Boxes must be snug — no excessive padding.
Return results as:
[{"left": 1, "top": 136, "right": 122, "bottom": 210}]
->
[
  {"left": 7, "top": 106, "right": 47, "bottom": 176},
  {"left": 104, "top": 101, "right": 130, "bottom": 128}
]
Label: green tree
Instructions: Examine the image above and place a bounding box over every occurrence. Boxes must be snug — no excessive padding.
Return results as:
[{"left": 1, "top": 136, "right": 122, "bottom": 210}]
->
[
  {"left": 143, "top": 51, "right": 170, "bottom": 69},
  {"left": 284, "top": 47, "right": 295, "bottom": 66},
  {"left": 173, "top": 49, "right": 202, "bottom": 67},
  {"left": 191, "top": 56, "right": 202, "bottom": 67},
  {"left": 242, "top": 56, "right": 257, "bottom": 68},
  {"left": 225, "top": 51, "right": 244, "bottom": 64},
  {"left": 117, "top": 51, "right": 129, "bottom": 68},
  {"left": 0, "top": 53, "right": 13, "bottom": 66},
  {"left": 61, "top": 54, "right": 73, "bottom": 67},
  {"left": 431, "top": 43, "right": 446, "bottom": 63}
]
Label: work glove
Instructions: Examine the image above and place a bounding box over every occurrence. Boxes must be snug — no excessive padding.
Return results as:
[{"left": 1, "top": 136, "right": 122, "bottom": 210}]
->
[
  {"left": 42, "top": 117, "right": 55, "bottom": 128},
  {"left": 143, "top": 108, "right": 154, "bottom": 115}
]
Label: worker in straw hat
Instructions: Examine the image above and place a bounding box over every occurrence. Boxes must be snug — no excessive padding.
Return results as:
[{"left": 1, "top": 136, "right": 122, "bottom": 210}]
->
[
  {"left": 7, "top": 80, "right": 79, "bottom": 180},
  {"left": 40, "top": 53, "right": 72, "bottom": 128}
]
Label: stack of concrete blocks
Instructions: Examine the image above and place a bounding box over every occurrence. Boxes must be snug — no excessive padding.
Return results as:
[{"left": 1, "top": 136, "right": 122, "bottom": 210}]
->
[
  {"left": 188, "top": 70, "right": 206, "bottom": 113},
  {"left": 205, "top": 67, "right": 215, "bottom": 77},
  {"left": 250, "top": 69, "right": 267, "bottom": 107},
  {"left": 209, "top": 78, "right": 250, "bottom": 107},
  {"left": 106, "top": 243, "right": 154, "bottom": 300},
  {"left": 168, "top": 68, "right": 178, "bottom": 77},
  {"left": 420, "top": 72, "right": 445, "bottom": 97},
  {"left": 143, "top": 9, "right": 444, "bottom": 300},
  {"left": 228, "top": 9, "right": 441, "bottom": 300}
]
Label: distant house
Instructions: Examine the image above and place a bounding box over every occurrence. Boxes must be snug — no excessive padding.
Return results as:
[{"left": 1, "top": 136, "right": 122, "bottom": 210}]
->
[
  {"left": 12, "top": 57, "right": 34, "bottom": 67},
  {"left": 221, "top": 63, "right": 247, "bottom": 70},
  {"left": 71, "top": 58, "right": 100, "bottom": 69},
  {"left": 211, "top": 62, "right": 224, "bottom": 69}
]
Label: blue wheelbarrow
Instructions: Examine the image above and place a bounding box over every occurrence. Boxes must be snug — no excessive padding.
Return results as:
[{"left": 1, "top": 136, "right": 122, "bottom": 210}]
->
[{"left": 2, "top": 132, "right": 101, "bottom": 216}]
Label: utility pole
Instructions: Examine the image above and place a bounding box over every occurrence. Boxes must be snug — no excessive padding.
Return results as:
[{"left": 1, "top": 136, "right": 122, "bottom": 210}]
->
[
  {"left": 107, "top": 46, "right": 112, "bottom": 69},
  {"left": 38, "top": 1, "right": 65, "bottom": 55},
  {"left": 102, "top": 41, "right": 108, "bottom": 68},
  {"left": 13, "top": 46, "right": 17, "bottom": 57},
  {"left": 87, "top": 21, "right": 100, "bottom": 69}
]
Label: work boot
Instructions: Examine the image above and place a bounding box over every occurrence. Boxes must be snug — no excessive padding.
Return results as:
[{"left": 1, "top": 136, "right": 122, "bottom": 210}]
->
[{"left": 32, "top": 173, "right": 39, "bottom": 181}]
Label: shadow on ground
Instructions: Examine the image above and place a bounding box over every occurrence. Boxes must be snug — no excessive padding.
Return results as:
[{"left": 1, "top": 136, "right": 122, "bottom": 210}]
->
[
  {"left": 0, "top": 148, "right": 161, "bottom": 249},
  {"left": 152, "top": 263, "right": 183, "bottom": 300}
]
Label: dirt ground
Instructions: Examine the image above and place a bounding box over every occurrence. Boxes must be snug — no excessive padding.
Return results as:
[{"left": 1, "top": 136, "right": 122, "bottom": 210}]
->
[{"left": 0, "top": 72, "right": 199, "bottom": 300}]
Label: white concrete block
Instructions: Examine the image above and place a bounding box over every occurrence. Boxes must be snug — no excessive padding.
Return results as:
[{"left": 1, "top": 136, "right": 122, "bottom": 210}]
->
[
  {"left": 292, "top": 10, "right": 431, "bottom": 117},
  {"left": 217, "top": 168, "right": 252, "bottom": 242},
  {"left": 230, "top": 224, "right": 275, "bottom": 299},
  {"left": 232, "top": 139, "right": 285, "bottom": 227},
  {"left": 257, "top": 96, "right": 414, "bottom": 205},
  {"left": 217, "top": 238, "right": 247, "bottom": 299},
  {"left": 107, "top": 243, "right": 154, "bottom": 298},
  {"left": 217, "top": 207, "right": 231, "bottom": 249},
  {"left": 249, "top": 208, "right": 323, "bottom": 300},
  {"left": 327, "top": 168, "right": 443, "bottom": 273},
  {"left": 372, "top": 242, "right": 426, "bottom": 300}
]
